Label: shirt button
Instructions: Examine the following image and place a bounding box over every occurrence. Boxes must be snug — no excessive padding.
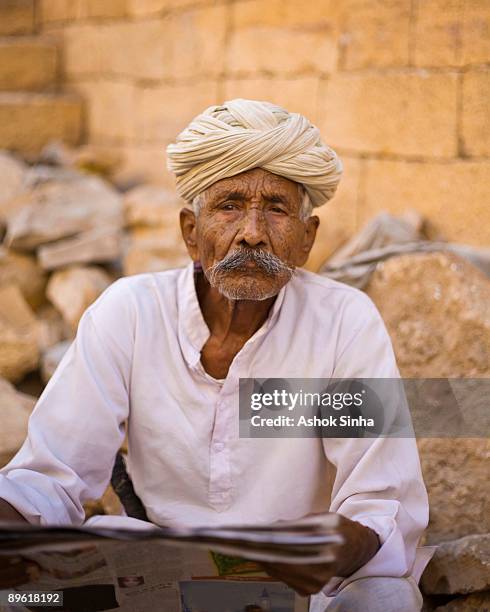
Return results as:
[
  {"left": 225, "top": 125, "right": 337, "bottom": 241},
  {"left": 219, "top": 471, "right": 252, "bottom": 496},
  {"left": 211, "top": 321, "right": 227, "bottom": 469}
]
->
[{"left": 214, "top": 442, "right": 225, "bottom": 452}]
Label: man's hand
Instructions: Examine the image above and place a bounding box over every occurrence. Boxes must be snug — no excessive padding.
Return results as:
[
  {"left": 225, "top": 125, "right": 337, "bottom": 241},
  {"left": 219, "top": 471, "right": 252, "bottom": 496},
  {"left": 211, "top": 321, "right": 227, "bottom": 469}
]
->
[
  {"left": 261, "top": 514, "right": 380, "bottom": 597},
  {"left": 0, "top": 556, "right": 40, "bottom": 589}
]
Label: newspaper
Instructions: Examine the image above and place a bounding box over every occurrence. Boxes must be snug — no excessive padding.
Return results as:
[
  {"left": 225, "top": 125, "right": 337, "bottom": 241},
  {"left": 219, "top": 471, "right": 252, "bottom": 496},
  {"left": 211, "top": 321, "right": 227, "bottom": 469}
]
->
[{"left": 0, "top": 514, "right": 341, "bottom": 611}]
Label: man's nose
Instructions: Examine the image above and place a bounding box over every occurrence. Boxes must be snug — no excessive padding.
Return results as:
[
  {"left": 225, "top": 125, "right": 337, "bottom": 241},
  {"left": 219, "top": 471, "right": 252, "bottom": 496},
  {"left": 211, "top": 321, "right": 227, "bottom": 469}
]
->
[{"left": 236, "top": 208, "right": 268, "bottom": 248}]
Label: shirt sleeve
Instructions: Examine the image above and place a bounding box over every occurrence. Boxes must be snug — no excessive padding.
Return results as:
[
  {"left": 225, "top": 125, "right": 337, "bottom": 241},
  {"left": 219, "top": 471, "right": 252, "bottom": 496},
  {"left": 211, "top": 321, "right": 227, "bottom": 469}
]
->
[
  {"left": 0, "top": 279, "right": 133, "bottom": 526},
  {"left": 322, "top": 291, "right": 429, "bottom": 594}
]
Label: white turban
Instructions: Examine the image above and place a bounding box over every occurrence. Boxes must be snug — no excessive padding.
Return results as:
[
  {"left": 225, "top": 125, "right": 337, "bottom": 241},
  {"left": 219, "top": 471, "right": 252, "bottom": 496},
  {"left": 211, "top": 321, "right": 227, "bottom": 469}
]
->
[{"left": 166, "top": 98, "right": 342, "bottom": 208}]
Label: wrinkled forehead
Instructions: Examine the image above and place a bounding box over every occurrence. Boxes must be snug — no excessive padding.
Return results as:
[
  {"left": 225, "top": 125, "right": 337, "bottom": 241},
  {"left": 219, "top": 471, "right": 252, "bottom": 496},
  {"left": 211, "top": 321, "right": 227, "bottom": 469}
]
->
[{"left": 202, "top": 168, "right": 303, "bottom": 202}]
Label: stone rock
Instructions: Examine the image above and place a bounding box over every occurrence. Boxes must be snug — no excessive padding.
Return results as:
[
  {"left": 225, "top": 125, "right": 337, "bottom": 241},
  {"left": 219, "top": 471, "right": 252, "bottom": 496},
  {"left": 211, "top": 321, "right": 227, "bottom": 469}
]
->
[
  {"left": 46, "top": 266, "right": 112, "bottom": 330},
  {"left": 36, "top": 304, "right": 70, "bottom": 352},
  {"left": 434, "top": 591, "right": 490, "bottom": 611},
  {"left": 418, "top": 438, "right": 490, "bottom": 544},
  {"left": 0, "top": 284, "right": 39, "bottom": 383},
  {"left": 40, "top": 340, "right": 71, "bottom": 383},
  {"left": 422, "top": 534, "right": 490, "bottom": 595},
  {"left": 0, "top": 150, "right": 26, "bottom": 224},
  {"left": 366, "top": 252, "right": 490, "bottom": 377},
  {"left": 0, "top": 377, "right": 36, "bottom": 468},
  {"left": 123, "top": 226, "right": 189, "bottom": 276},
  {"left": 5, "top": 175, "right": 123, "bottom": 250},
  {"left": 366, "top": 253, "right": 490, "bottom": 543},
  {"left": 123, "top": 184, "right": 181, "bottom": 228},
  {"left": 38, "top": 227, "right": 122, "bottom": 270},
  {"left": 0, "top": 246, "right": 47, "bottom": 309},
  {"left": 38, "top": 141, "right": 123, "bottom": 179}
]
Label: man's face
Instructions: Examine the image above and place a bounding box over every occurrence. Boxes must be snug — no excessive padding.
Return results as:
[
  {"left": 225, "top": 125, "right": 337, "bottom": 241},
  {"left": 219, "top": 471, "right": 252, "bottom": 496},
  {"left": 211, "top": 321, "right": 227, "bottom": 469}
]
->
[{"left": 180, "top": 168, "right": 319, "bottom": 300}]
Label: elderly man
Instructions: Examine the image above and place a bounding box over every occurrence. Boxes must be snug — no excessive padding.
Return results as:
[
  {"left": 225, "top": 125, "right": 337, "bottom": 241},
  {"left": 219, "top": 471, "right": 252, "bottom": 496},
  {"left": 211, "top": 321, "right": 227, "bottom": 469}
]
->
[{"left": 0, "top": 99, "right": 430, "bottom": 610}]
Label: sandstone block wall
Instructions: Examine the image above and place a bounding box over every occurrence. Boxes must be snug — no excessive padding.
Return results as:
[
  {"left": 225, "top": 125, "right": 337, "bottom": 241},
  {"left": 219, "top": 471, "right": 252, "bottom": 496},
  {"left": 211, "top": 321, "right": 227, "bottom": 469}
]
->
[{"left": 37, "top": 0, "right": 490, "bottom": 268}]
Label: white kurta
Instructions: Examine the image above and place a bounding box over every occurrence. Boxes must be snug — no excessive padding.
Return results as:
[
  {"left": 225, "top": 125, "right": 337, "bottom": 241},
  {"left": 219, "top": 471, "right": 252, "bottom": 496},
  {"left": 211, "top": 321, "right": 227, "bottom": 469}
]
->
[{"left": 0, "top": 262, "right": 432, "bottom": 595}]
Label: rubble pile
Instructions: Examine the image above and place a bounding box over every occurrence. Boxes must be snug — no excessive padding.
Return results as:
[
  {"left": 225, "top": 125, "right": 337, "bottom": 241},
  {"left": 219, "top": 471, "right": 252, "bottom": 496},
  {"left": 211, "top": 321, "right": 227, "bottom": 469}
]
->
[
  {"left": 366, "top": 252, "right": 490, "bottom": 610},
  {"left": 0, "top": 144, "right": 189, "bottom": 466}
]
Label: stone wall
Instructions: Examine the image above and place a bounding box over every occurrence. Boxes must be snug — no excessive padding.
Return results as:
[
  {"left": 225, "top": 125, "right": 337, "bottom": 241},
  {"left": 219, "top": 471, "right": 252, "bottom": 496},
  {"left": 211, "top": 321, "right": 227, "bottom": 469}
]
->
[{"left": 37, "top": 0, "right": 490, "bottom": 270}]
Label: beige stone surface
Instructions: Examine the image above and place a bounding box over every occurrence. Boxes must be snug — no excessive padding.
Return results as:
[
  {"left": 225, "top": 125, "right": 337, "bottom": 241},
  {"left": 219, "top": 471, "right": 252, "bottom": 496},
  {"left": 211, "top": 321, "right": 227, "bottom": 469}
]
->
[
  {"left": 0, "top": 151, "right": 26, "bottom": 223},
  {"left": 72, "top": 80, "right": 136, "bottom": 144},
  {"left": 137, "top": 81, "right": 219, "bottom": 143},
  {"left": 305, "top": 157, "right": 360, "bottom": 271},
  {"left": 228, "top": 2, "right": 337, "bottom": 76},
  {"left": 461, "top": 2, "right": 490, "bottom": 65},
  {"left": 434, "top": 591, "right": 490, "bottom": 611},
  {"left": 232, "top": 0, "right": 337, "bottom": 28},
  {"left": 40, "top": 0, "right": 128, "bottom": 22},
  {"left": 0, "top": 377, "right": 36, "bottom": 468},
  {"left": 112, "top": 144, "right": 176, "bottom": 188},
  {"left": 0, "top": 0, "right": 34, "bottom": 35},
  {"left": 462, "top": 71, "right": 490, "bottom": 157},
  {"left": 126, "top": 0, "right": 212, "bottom": 15},
  {"left": 47, "top": 265, "right": 112, "bottom": 330},
  {"left": 339, "top": 0, "right": 411, "bottom": 69},
  {"left": 414, "top": 0, "right": 490, "bottom": 67},
  {"left": 0, "top": 92, "right": 82, "bottom": 154},
  {"left": 0, "top": 247, "right": 47, "bottom": 309},
  {"left": 421, "top": 534, "right": 490, "bottom": 595},
  {"left": 0, "top": 284, "right": 39, "bottom": 383},
  {"left": 223, "top": 77, "right": 320, "bottom": 125},
  {"left": 5, "top": 175, "right": 123, "bottom": 250},
  {"left": 366, "top": 252, "right": 490, "bottom": 377},
  {"left": 123, "top": 184, "right": 180, "bottom": 227},
  {"left": 361, "top": 160, "right": 490, "bottom": 247},
  {"left": 40, "top": 339, "right": 71, "bottom": 383},
  {"left": 414, "top": 0, "right": 462, "bottom": 67},
  {"left": 321, "top": 72, "right": 458, "bottom": 157},
  {"left": 38, "top": 226, "right": 122, "bottom": 270},
  {"left": 0, "top": 37, "right": 58, "bottom": 91},
  {"left": 63, "top": 6, "right": 227, "bottom": 80}
]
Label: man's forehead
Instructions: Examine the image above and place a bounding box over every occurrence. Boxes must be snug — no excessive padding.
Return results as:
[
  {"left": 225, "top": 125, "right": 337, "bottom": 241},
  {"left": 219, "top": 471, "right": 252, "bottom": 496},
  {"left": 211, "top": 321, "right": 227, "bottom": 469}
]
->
[{"left": 204, "top": 168, "right": 300, "bottom": 199}]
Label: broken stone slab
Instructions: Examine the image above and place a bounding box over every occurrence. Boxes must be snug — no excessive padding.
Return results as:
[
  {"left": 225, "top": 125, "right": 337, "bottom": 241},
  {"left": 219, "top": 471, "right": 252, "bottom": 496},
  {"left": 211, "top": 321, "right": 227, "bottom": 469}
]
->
[
  {"left": 123, "top": 238, "right": 189, "bottom": 276},
  {"left": 46, "top": 265, "right": 112, "bottom": 330},
  {"left": 0, "top": 376, "right": 36, "bottom": 468},
  {"left": 366, "top": 252, "right": 490, "bottom": 378},
  {"left": 38, "top": 226, "right": 122, "bottom": 270},
  {"left": 0, "top": 284, "right": 39, "bottom": 383},
  {"left": 434, "top": 590, "right": 490, "bottom": 611},
  {"left": 4, "top": 175, "right": 123, "bottom": 250},
  {"left": 36, "top": 304, "right": 71, "bottom": 352},
  {"left": 0, "top": 245, "right": 47, "bottom": 309},
  {"left": 422, "top": 534, "right": 490, "bottom": 595},
  {"left": 40, "top": 339, "right": 71, "bottom": 383},
  {"left": 0, "top": 150, "right": 27, "bottom": 224},
  {"left": 38, "top": 141, "right": 123, "bottom": 179},
  {"left": 123, "top": 184, "right": 181, "bottom": 228}
]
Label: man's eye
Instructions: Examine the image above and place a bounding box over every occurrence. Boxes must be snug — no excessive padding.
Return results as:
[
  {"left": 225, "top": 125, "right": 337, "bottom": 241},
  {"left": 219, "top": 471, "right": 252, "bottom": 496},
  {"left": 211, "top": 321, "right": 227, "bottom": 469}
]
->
[
  {"left": 220, "top": 202, "right": 238, "bottom": 211},
  {"left": 270, "top": 206, "right": 287, "bottom": 214}
]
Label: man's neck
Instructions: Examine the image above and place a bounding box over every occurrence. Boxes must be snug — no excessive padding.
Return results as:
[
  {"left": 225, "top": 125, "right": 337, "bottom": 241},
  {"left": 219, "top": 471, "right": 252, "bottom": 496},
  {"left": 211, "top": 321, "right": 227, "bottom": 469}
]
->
[{"left": 195, "top": 272, "right": 277, "bottom": 342}]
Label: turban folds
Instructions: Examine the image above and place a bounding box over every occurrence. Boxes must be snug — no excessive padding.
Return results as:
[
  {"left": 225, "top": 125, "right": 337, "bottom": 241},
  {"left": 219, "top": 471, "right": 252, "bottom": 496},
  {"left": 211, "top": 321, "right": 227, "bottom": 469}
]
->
[{"left": 166, "top": 98, "right": 343, "bottom": 208}]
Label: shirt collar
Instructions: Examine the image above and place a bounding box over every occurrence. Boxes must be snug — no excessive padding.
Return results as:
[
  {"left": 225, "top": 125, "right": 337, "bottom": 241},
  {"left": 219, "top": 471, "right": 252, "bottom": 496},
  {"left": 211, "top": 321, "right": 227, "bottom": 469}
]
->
[{"left": 177, "top": 261, "right": 288, "bottom": 369}]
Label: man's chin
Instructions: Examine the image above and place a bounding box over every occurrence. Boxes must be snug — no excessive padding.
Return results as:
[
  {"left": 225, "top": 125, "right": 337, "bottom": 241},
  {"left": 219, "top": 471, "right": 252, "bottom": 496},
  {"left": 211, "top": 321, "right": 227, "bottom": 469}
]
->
[{"left": 216, "top": 280, "right": 281, "bottom": 301}]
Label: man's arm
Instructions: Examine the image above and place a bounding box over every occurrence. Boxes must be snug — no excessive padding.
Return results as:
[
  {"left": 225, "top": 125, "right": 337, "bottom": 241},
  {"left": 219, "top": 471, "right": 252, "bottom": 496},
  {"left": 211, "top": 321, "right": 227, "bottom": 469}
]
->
[
  {"left": 264, "top": 291, "right": 428, "bottom": 595},
  {"left": 0, "top": 280, "right": 133, "bottom": 525},
  {"left": 0, "top": 499, "right": 28, "bottom": 523}
]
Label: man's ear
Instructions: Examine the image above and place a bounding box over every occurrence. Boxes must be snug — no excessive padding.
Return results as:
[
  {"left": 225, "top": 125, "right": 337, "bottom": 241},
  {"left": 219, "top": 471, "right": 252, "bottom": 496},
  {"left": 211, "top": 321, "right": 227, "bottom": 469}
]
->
[
  {"left": 296, "top": 215, "right": 320, "bottom": 265},
  {"left": 180, "top": 208, "right": 199, "bottom": 261}
]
